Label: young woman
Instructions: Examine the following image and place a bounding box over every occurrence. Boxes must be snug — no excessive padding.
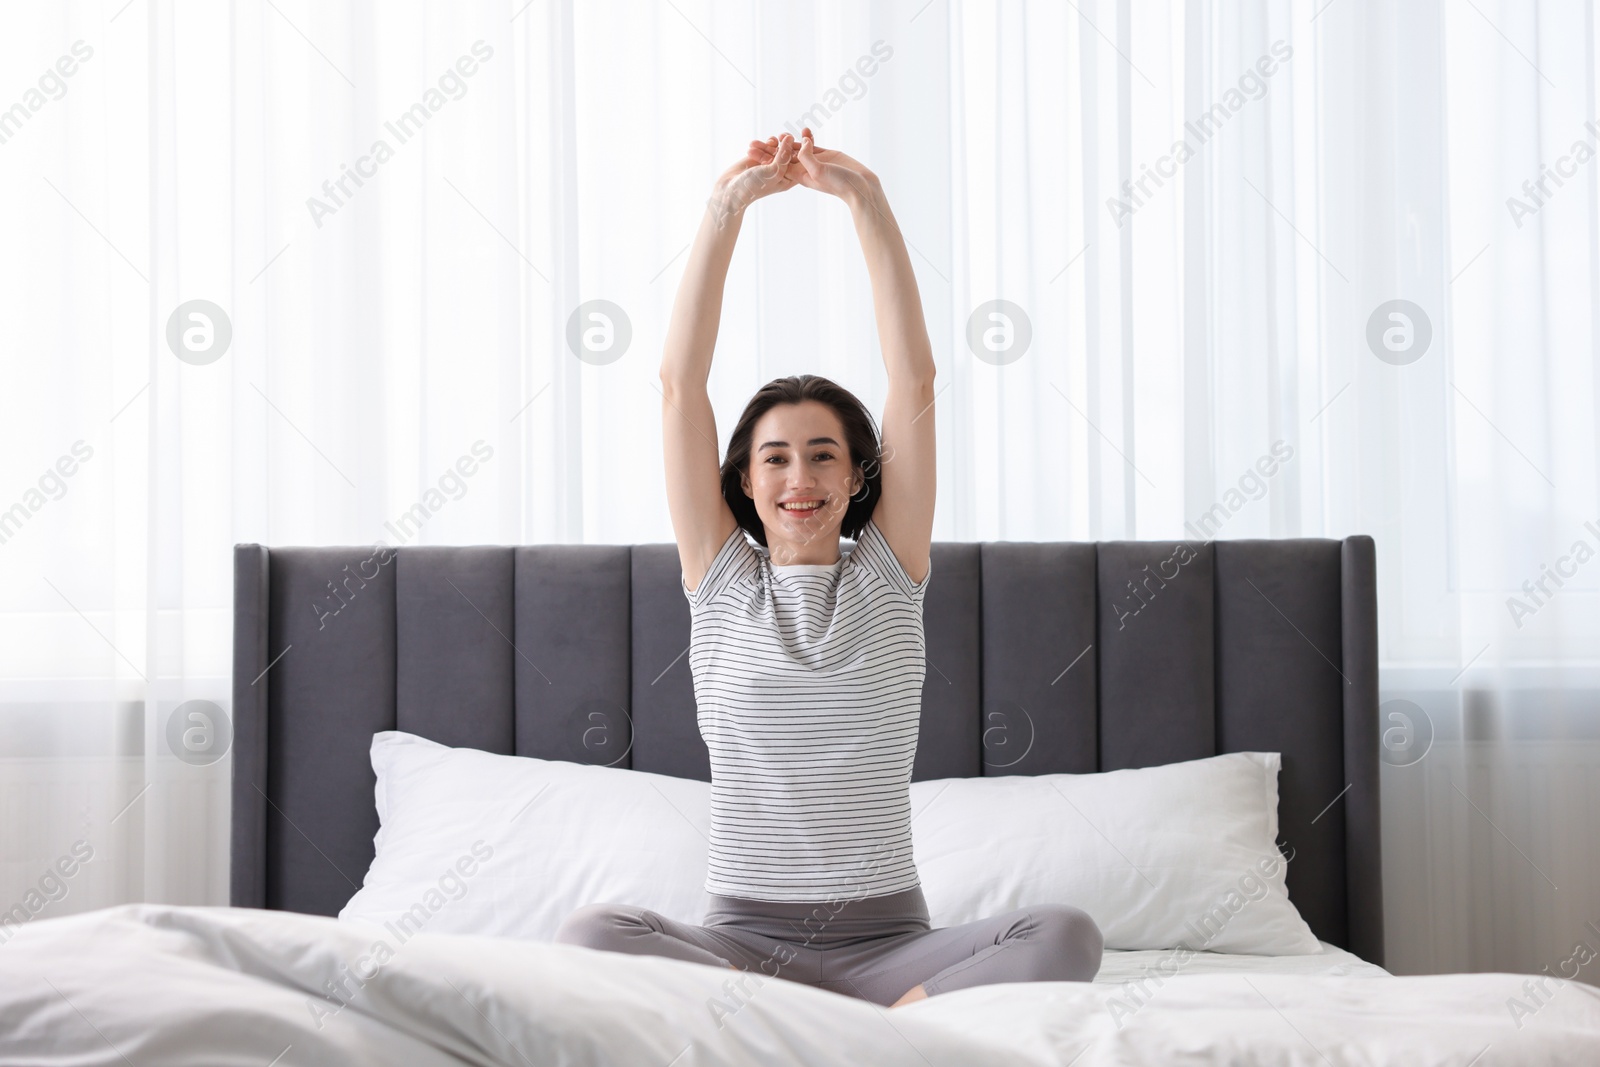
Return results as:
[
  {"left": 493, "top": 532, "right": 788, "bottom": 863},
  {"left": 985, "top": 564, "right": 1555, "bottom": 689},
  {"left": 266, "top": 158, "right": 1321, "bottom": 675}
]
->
[{"left": 554, "top": 131, "right": 1103, "bottom": 1008}]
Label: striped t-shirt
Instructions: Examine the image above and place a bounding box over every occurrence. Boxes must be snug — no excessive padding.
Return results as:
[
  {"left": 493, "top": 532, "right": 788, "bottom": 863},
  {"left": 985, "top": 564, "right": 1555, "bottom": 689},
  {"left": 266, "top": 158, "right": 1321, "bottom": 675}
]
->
[{"left": 681, "top": 517, "right": 932, "bottom": 902}]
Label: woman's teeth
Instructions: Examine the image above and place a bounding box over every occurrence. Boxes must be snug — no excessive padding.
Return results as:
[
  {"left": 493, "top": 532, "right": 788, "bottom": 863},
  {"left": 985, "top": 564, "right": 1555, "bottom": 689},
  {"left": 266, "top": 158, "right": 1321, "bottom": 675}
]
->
[{"left": 779, "top": 500, "right": 823, "bottom": 512}]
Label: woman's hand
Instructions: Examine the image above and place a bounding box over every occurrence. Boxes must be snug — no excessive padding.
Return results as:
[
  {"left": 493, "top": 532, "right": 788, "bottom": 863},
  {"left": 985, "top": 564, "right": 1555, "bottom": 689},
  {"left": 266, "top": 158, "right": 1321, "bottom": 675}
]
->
[
  {"left": 707, "top": 132, "right": 802, "bottom": 227},
  {"left": 748, "top": 127, "right": 881, "bottom": 208}
]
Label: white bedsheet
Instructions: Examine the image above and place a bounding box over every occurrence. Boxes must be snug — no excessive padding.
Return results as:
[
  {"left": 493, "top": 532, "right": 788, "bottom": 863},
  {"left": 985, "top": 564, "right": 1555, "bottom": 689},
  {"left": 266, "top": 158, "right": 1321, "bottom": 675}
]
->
[{"left": 4, "top": 904, "right": 1597, "bottom": 1066}]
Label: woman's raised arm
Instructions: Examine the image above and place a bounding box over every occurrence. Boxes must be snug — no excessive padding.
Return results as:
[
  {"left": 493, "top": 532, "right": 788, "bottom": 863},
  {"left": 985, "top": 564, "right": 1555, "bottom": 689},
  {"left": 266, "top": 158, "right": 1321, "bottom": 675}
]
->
[
  {"left": 780, "top": 130, "right": 937, "bottom": 583},
  {"left": 661, "top": 135, "right": 802, "bottom": 593}
]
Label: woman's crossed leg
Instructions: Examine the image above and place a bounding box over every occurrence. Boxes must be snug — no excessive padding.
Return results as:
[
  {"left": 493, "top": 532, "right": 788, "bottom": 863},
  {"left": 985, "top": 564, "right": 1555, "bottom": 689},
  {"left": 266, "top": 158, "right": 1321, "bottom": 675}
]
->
[
  {"left": 817, "top": 902, "right": 1104, "bottom": 1007},
  {"left": 554, "top": 898, "right": 1103, "bottom": 1009}
]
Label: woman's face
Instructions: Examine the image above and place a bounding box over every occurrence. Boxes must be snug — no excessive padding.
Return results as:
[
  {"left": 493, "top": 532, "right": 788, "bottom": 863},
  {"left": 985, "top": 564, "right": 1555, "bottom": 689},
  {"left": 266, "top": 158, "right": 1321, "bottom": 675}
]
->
[{"left": 740, "top": 400, "right": 862, "bottom": 564}]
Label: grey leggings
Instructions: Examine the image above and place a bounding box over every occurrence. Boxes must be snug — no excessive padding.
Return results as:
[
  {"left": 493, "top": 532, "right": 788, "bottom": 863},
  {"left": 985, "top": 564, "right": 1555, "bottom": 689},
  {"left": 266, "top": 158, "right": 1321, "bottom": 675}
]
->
[{"left": 552, "top": 883, "right": 1103, "bottom": 1007}]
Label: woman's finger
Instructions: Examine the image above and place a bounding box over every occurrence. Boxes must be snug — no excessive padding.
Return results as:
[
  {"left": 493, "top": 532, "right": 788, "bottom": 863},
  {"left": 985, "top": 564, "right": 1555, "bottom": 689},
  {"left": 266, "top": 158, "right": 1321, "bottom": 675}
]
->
[
  {"left": 770, "top": 134, "right": 796, "bottom": 175},
  {"left": 748, "top": 136, "right": 782, "bottom": 165},
  {"left": 797, "top": 132, "right": 816, "bottom": 170}
]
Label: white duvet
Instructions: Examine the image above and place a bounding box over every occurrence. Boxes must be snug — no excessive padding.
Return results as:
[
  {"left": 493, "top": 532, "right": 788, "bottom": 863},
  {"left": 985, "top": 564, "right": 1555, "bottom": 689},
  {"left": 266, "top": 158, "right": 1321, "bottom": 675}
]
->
[{"left": 4, "top": 904, "right": 1598, "bottom": 1066}]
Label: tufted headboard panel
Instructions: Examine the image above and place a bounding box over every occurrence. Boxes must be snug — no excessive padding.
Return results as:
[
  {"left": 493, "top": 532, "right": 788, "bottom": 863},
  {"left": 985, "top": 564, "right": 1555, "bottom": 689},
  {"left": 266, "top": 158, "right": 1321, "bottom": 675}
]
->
[{"left": 231, "top": 535, "right": 1383, "bottom": 964}]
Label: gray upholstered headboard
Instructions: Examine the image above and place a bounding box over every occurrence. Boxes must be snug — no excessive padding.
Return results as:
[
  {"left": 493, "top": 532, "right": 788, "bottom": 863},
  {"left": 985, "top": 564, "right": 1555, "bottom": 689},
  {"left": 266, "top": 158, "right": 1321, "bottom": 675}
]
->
[{"left": 231, "top": 535, "right": 1384, "bottom": 965}]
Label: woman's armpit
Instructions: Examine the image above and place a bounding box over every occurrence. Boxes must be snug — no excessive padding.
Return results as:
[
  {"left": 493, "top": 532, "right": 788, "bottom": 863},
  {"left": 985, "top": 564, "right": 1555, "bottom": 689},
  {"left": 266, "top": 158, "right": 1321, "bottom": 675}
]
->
[
  {"left": 855, "top": 518, "right": 931, "bottom": 600},
  {"left": 683, "top": 526, "right": 759, "bottom": 606}
]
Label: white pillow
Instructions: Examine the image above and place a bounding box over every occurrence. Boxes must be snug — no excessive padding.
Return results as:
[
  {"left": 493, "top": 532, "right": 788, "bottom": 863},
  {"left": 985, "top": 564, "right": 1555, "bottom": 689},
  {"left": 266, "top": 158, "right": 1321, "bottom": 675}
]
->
[
  {"left": 342, "top": 733, "right": 1318, "bottom": 956},
  {"left": 338, "top": 731, "right": 713, "bottom": 941},
  {"left": 908, "top": 751, "right": 1321, "bottom": 954}
]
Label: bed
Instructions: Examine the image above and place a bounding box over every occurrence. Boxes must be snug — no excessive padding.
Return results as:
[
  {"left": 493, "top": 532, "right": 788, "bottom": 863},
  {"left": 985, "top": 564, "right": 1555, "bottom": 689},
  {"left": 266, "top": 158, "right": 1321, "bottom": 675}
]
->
[{"left": 3, "top": 534, "right": 1596, "bottom": 1066}]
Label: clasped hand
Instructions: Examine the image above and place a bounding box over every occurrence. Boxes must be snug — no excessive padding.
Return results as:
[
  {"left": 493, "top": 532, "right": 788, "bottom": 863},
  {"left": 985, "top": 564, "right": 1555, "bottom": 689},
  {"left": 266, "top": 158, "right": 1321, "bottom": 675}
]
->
[{"left": 709, "top": 128, "right": 878, "bottom": 222}]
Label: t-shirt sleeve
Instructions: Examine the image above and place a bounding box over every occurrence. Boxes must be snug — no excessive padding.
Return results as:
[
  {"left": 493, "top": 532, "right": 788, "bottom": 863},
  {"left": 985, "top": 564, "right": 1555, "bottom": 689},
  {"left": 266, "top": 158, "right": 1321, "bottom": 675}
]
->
[
  {"left": 682, "top": 525, "right": 758, "bottom": 608},
  {"left": 853, "top": 518, "right": 932, "bottom": 602}
]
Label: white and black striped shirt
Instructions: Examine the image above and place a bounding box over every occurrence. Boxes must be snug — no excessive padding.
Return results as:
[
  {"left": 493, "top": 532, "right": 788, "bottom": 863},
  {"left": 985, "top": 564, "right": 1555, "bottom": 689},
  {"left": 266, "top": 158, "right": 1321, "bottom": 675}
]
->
[{"left": 681, "top": 518, "right": 932, "bottom": 902}]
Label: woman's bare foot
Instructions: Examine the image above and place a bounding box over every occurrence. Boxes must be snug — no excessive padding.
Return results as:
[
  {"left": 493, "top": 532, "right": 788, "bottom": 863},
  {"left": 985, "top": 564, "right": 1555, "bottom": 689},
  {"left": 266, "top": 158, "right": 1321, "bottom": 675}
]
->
[{"left": 890, "top": 983, "right": 928, "bottom": 1007}]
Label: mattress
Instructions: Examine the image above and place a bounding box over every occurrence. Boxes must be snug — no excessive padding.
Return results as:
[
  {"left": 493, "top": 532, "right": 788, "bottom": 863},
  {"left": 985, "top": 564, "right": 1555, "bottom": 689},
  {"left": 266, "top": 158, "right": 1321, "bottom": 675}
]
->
[{"left": 1093, "top": 939, "right": 1391, "bottom": 984}]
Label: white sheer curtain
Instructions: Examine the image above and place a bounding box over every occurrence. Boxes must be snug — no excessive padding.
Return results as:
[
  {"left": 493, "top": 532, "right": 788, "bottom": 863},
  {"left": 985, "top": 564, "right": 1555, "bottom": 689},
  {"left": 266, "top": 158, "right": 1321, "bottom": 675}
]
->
[{"left": 1, "top": 0, "right": 1595, "bottom": 980}]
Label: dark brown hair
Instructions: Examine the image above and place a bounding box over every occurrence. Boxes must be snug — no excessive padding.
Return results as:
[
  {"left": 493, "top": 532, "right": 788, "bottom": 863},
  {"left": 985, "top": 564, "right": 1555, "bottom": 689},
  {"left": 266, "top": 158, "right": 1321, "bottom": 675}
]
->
[{"left": 721, "top": 374, "right": 882, "bottom": 547}]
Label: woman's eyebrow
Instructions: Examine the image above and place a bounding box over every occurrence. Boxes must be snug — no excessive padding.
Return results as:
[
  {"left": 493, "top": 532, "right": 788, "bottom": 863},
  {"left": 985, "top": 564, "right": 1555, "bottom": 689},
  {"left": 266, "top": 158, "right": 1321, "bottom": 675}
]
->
[{"left": 758, "top": 436, "right": 841, "bottom": 451}]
